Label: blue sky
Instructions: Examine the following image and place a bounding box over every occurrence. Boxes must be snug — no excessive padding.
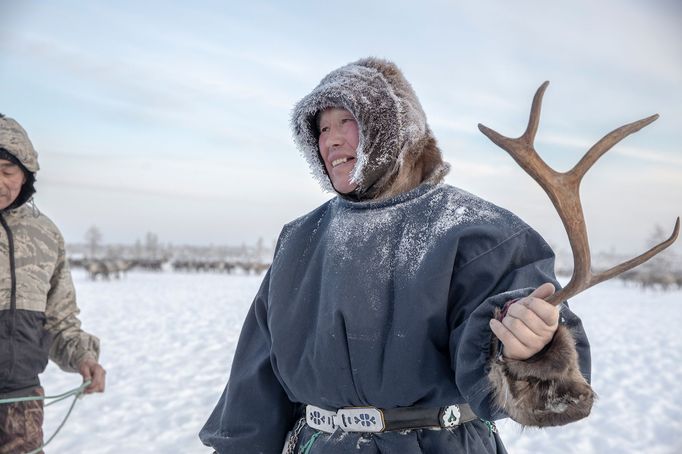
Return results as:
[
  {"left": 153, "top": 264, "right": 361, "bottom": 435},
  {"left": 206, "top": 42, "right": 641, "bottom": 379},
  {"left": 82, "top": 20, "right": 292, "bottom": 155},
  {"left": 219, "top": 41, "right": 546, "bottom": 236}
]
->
[{"left": 1, "top": 0, "right": 680, "bottom": 256}]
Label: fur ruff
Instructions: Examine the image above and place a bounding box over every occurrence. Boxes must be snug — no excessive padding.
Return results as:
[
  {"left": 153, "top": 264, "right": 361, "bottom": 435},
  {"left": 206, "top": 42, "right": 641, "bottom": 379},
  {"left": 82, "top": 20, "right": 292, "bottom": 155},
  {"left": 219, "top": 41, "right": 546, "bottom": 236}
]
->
[
  {"left": 375, "top": 131, "right": 450, "bottom": 200},
  {"left": 488, "top": 322, "right": 596, "bottom": 427}
]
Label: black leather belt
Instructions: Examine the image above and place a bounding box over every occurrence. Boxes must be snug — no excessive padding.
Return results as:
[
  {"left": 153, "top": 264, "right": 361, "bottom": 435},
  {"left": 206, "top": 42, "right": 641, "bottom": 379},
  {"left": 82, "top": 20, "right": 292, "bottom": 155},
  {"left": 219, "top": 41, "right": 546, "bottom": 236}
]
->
[{"left": 305, "top": 403, "right": 478, "bottom": 433}]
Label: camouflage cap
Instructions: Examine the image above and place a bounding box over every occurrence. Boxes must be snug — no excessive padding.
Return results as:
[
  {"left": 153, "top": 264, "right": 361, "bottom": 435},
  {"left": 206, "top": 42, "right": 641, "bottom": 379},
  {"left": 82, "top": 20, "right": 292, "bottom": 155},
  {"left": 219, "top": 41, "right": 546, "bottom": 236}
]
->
[{"left": 0, "top": 114, "right": 40, "bottom": 173}]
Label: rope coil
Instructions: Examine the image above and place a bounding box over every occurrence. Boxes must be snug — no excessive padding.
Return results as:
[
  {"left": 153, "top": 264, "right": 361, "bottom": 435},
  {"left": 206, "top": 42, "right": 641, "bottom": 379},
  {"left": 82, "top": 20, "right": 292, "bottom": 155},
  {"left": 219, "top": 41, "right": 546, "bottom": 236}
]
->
[{"left": 0, "top": 380, "right": 92, "bottom": 454}]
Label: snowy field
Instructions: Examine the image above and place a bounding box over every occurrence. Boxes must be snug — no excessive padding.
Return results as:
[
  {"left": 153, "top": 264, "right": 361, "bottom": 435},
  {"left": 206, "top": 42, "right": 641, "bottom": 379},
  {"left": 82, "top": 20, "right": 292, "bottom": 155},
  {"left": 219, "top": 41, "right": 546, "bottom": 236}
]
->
[{"left": 40, "top": 269, "right": 682, "bottom": 453}]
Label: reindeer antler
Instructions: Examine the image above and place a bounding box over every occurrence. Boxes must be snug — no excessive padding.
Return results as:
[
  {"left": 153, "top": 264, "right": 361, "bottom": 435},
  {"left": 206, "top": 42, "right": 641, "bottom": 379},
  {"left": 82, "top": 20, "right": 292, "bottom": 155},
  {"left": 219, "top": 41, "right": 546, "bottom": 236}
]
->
[{"left": 478, "top": 81, "right": 680, "bottom": 305}]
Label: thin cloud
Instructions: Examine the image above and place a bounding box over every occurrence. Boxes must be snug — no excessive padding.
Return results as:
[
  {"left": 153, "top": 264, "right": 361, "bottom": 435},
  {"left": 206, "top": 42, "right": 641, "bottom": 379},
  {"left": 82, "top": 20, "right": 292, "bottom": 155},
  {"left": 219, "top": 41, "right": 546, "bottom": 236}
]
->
[
  {"left": 449, "top": 160, "right": 513, "bottom": 178},
  {"left": 538, "top": 133, "right": 682, "bottom": 167},
  {"left": 2, "top": 34, "right": 301, "bottom": 155}
]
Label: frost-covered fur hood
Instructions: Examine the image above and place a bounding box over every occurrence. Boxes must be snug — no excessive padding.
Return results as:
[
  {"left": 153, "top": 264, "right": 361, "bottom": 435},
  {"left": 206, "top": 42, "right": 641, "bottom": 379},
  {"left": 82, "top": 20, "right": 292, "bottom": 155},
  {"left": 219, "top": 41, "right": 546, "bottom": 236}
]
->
[{"left": 291, "top": 57, "right": 449, "bottom": 200}]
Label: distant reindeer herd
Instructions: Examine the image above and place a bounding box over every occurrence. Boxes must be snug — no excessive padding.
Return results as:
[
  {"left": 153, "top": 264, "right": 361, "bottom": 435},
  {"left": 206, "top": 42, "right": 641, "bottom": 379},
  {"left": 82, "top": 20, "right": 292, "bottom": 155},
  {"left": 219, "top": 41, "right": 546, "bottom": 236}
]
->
[
  {"left": 553, "top": 265, "right": 682, "bottom": 292},
  {"left": 69, "top": 256, "right": 680, "bottom": 290},
  {"left": 68, "top": 258, "right": 271, "bottom": 280},
  {"left": 616, "top": 268, "right": 682, "bottom": 291}
]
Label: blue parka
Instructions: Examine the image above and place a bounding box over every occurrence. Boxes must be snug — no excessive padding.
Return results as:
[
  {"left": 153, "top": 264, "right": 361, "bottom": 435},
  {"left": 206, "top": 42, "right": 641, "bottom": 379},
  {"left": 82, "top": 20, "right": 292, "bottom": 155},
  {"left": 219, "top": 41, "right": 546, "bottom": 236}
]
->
[{"left": 200, "top": 183, "right": 591, "bottom": 453}]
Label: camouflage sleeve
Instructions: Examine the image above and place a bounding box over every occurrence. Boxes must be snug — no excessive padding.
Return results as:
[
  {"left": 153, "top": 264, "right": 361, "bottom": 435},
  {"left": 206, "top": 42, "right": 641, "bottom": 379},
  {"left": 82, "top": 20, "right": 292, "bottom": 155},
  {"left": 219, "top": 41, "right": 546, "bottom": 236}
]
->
[{"left": 44, "top": 233, "right": 100, "bottom": 373}]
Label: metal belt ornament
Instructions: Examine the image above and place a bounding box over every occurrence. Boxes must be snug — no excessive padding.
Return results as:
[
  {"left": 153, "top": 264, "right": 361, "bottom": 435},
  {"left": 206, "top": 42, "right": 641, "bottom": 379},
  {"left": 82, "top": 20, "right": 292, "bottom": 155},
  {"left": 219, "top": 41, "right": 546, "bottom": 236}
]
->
[
  {"left": 439, "top": 405, "right": 461, "bottom": 427},
  {"left": 306, "top": 406, "right": 386, "bottom": 433}
]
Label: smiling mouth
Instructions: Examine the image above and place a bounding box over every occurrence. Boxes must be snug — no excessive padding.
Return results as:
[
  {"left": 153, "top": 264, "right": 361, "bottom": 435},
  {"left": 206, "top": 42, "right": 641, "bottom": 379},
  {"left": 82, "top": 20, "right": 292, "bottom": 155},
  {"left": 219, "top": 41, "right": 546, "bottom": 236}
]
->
[{"left": 332, "top": 157, "right": 354, "bottom": 168}]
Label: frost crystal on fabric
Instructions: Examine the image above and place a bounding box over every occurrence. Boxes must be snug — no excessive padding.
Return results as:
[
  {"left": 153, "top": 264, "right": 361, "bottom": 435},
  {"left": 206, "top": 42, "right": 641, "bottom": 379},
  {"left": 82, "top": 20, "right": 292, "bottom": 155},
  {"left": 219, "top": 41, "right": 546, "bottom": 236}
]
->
[{"left": 324, "top": 184, "right": 518, "bottom": 278}]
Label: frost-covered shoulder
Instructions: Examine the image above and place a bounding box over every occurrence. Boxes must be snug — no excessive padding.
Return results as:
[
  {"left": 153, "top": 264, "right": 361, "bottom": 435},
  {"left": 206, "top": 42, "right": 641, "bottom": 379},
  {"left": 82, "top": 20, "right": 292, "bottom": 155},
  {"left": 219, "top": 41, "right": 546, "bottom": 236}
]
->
[
  {"left": 281, "top": 199, "right": 334, "bottom": 234},
  {"left": 275, "top": 199, "right": 334, "bottom": 255},
  {"left": 431, "top": 185, "right": 547, "bottom": 269},
  {"left": 435, "top": 185, "right": 530, "bottom": 235}
]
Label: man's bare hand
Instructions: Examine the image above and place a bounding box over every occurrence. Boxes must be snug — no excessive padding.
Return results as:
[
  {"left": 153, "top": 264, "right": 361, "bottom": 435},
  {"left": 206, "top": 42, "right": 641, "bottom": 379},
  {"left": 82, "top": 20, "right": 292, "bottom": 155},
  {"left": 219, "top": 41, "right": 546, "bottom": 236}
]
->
[
  {"left": 79, "top": 358, "right": 106, "bottom": 394},
  {"left": 489, "top": 283, "right": 559, "bottom": 361}
]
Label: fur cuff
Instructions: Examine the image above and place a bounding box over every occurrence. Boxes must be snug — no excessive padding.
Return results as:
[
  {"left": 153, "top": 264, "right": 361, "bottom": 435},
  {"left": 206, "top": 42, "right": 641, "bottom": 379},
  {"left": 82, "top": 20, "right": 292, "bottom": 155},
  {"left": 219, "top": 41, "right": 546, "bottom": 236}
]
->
[{"left": 488, "top": 324, "right": 595, "bottom": 427}]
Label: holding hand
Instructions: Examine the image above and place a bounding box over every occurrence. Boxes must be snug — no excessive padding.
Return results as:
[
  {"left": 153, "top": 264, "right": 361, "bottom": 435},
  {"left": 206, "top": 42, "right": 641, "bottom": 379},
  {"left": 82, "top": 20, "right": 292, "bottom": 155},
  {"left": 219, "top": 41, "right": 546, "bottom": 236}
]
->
[
  {"left": 79, "top": 358, "right": 106, "bottom": 394},
  {"left": 489, "top": 283, "right": 559, "bottom": 361}
]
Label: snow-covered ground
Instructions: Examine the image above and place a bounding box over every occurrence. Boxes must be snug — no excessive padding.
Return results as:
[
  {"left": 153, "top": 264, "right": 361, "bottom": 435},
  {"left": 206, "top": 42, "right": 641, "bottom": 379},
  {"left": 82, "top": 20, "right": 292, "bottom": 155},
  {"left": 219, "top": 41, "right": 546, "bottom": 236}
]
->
[{"left": 40, "top": 270, "right": 682, "bottom": 453}]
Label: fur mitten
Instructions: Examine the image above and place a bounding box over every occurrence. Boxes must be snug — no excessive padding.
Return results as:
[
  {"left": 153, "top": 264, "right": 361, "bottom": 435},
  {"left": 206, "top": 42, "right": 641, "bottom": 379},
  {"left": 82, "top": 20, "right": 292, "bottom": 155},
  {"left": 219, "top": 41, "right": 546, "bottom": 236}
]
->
[{"left": 488, "top": 320, "right": 595, "bottom": 427}]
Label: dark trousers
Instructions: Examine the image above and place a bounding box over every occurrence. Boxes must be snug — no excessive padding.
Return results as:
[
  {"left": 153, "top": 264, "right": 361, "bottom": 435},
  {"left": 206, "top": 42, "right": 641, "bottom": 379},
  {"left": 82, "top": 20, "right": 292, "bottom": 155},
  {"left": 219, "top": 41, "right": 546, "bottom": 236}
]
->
[{"left": 0, "top": 387, "right": 44, "bottom": 454}]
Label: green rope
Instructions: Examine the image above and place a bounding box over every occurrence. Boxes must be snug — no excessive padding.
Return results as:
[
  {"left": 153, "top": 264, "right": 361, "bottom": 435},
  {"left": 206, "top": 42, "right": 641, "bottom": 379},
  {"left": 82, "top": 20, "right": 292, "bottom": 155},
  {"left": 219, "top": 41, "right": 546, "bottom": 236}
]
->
[
  {"left": 0, "top": 380, "right": 91, "bottom": 405},
  {"left": 299, "top": 431, "right": 322, "bottom": 454},
  {"left": 0, "top": 380, "right": 92, "bottom": 454},
  {"left": 480, "top": 418, "right": 497, "bottom": 435}
]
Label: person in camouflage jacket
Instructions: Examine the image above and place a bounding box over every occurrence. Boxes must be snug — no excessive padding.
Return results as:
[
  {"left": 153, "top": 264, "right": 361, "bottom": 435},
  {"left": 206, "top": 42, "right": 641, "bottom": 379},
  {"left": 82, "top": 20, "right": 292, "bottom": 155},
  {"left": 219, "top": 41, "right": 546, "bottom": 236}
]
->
[{"left": 0, "top": 114, "right": 105, "bottom": 453}]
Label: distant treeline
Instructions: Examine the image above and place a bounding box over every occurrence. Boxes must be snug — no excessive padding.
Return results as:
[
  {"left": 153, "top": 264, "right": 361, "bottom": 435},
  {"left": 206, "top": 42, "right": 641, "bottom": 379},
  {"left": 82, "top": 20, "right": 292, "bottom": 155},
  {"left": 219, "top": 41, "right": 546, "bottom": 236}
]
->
[
  {"left": 555, "top": 249, "right": 681, "bottom": 291},
  {"left": 68, "top": 228, "right": 681, "bottom": 290},
  {"left": 67, "top": 233, "right": 275, "bottom": 280}
]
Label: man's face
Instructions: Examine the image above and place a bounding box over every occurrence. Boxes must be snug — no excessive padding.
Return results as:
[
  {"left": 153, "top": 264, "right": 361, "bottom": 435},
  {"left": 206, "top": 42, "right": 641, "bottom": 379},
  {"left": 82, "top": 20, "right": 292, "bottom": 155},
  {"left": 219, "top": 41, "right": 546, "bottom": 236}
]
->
[
  {"left": 0, "top": 159, "right": 26, "bottom": 210},
  {"left": 317, "top": 107, "right": 360, "bottom": 194}
]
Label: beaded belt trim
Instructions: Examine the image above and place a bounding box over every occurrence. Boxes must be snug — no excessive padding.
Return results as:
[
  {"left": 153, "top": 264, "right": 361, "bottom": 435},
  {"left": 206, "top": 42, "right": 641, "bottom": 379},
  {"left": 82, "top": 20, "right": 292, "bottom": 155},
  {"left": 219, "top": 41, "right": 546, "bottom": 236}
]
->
[{"left": 305, "top": 403, "right": 477, "bottom": 433}]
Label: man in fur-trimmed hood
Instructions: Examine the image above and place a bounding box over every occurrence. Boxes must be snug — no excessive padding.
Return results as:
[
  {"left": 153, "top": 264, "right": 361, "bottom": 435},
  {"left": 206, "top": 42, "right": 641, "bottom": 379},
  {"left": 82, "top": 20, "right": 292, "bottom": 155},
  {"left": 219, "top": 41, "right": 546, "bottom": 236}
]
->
[
  {"left": 201, "top": 58, "right": 593, "bottom": 454},
  {"left": 292, "top": 57, "right": 449, "bottom": 201}
]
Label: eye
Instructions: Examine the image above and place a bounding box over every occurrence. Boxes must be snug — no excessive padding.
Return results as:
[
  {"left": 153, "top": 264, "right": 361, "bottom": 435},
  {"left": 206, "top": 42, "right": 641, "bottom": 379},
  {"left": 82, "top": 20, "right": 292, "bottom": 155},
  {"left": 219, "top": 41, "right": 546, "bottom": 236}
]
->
[{"left": 319, "top": 126, "right": 330, "bottom": 133}]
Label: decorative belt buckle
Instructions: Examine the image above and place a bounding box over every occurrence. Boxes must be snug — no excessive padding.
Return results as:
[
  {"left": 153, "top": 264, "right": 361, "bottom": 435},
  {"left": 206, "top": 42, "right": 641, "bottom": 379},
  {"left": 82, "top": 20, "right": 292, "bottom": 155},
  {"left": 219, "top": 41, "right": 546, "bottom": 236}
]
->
[
  {"left": 336, "top": 407, "right": 385, "bottom": 432},
  {"left": 440, "top": 405, "right": 461, "bottom": 427},
  {"left": 306, "top": 406, "right": 338, "bottom": 433}
]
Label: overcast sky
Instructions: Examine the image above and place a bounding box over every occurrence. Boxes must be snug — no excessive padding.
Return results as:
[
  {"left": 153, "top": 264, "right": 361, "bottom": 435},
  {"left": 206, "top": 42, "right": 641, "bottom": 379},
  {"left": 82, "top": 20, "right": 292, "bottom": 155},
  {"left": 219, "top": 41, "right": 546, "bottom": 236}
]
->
[{"left": 1, "top": 0, "right": 680, "bottom": 257}]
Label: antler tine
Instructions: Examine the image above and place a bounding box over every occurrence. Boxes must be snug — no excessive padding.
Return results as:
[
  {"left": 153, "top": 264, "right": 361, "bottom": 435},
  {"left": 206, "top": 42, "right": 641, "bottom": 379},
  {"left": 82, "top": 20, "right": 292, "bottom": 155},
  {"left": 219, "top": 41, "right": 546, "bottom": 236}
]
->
[
  {"left": 478, "top": 82, "right": 680, "bottom": 307},
  {"left": 570, "top": 114, "right": 660, "bottom": 182},
  {"left": 552, "top": 217, "right": 680, "bottom": 303},
  {"left": 594, "top": 218, "right": 680, "bottom": 284},
  {"left": 478, "top": 81, "right": 550, "bottom": 148},
  {"left": 478, "top": 82, "right": 556, "bottom": 188},
  {"left": 523, "top": 81, "right": 550, "bottom": 143}
]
